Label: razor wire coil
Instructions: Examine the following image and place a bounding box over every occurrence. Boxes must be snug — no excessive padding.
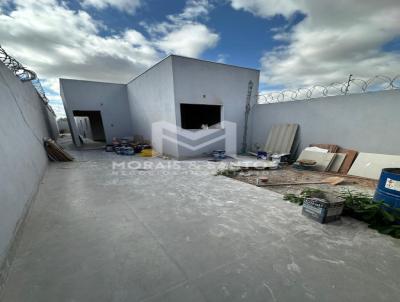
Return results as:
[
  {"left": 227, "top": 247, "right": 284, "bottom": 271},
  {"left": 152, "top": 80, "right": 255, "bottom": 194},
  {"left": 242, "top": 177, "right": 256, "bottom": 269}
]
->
[
  {"left": 258, "top": 75, "right": 400, "bottom": 104},
  {"left": 0, "top": 45, "right": 54, "bottom": 113},
  {"left": 0, "top": 45, "right": 37, "bottom": 81}
]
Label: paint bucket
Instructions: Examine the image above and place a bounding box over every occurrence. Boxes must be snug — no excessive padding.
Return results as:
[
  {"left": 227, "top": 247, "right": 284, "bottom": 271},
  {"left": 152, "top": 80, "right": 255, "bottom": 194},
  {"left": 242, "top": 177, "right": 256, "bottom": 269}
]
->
[
  {"left": 112, "top": 137, "right": 120, "bottom": 146},
  {"left": 141, "top": 149, "right": 154, "bottom": 157},
  {"left": 271, "top": 154, "right": 281, "bottom": 165},
  {"left": 105, "top": 145, "right": 114, "bottom": 152},
  {"left": 124, "top": 147, "right": 134, "bottom": 155},
  {"left": 134, "top": 145, "right": 144, "bottom": 153},
  {"left": 257, "top": 151, "right": 268, "bottom": 160},
  {"left": 212, "top": 150, "right": 226, "bottom": 160},
  {"left": 374, "top": 168, "right": 400, "bottom": 208}
]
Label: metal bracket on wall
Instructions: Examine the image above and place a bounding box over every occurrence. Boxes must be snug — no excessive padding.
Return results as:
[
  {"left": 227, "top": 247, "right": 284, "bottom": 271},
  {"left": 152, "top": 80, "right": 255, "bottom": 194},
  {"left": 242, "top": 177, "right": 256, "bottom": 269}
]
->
[{"left": 241, "top": 80, "right": 254, "bottom": 154}]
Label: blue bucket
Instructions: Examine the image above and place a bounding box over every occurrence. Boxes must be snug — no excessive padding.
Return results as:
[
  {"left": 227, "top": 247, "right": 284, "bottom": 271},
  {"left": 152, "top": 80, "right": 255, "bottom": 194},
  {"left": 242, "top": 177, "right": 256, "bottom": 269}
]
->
[
  {"left": 212, "top": 150, "right": 226, "bottom": 160},
  {"left": 374, "top": 168, "right": 400, "bottom": 208}
]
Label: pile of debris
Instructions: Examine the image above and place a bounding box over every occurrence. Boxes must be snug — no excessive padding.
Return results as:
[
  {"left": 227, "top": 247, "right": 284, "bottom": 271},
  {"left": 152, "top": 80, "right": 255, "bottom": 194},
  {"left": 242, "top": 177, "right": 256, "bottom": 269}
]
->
[
  {"left": 294, "top": 144, "right": 400, "bottom": 181},
  {"left": 43, "top": 138, "right": 73, "bottom": 162},
  {"left": 105, "top": 136, "right": 155, "bottom": 157},
  {"left": 246, "top": 123, "right": 400, "bottom": 181},
  {"left": 217, "top": 123, "right": 400, "bottom": 230}
]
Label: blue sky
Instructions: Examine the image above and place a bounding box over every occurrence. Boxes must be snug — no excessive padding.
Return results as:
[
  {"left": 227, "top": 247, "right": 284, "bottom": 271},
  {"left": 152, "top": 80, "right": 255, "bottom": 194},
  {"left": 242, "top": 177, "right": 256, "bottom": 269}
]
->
[
  {"left": 0, "top": 0, "right": 399, "bottom": 117},
  {"left": 77, "top": 0, "right": 302, "bottom": 69},
  {"left": 66, "top": 0, "right": 308, "bottom": 70}
]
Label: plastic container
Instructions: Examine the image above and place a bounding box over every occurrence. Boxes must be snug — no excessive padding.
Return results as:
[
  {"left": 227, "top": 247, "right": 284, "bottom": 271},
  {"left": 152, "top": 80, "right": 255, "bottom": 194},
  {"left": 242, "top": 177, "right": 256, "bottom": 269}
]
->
[
  {"left": 302, "top": 197, "right": 344, "bottom": 223},
  {"left": 213, "top": 150, "right": 226, "bottom": 160},
  {"left": 374, "top": 168, "right": 400, "bottom": 208}
]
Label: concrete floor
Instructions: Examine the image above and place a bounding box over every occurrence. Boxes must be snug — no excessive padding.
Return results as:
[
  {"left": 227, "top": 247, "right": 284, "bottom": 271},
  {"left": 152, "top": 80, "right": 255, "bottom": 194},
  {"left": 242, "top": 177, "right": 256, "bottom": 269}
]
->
[{"left": 1, "top": 150, "right": 400, "bottom": 302}]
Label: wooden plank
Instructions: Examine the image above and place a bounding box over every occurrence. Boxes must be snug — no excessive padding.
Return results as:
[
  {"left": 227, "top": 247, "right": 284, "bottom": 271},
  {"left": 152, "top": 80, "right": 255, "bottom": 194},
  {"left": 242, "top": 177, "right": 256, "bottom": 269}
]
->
[
  {"left": 44, "top": 138, "right": 74, "bottom": 161},
  {"left": 337, "top": 148, "right": 358, "bottom": 174},
  {"left": 262, "top": 177, "right": 345, "bottom": 186}
]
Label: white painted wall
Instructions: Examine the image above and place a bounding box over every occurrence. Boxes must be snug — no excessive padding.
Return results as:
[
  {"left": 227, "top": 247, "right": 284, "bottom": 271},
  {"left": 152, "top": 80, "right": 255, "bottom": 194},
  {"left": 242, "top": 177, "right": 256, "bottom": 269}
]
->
[
  {"left": 126, "top": 56, "right": 178, "bottom": 156},
  {"left": 60, "top": 79, "right": 132, "bottom": 145},
  {"left": 250, "top": 90, "right": 400, "bottom": 156},
  {"left": 45, "top": 107, "right": 59, "bottom": 139},
  {"left": 171, "top": 56, "right": 260, "bottom": 158},
  {"left": 57, "top": 118, "right": 70, "bottom": 133},
  {"left": 0, "top": 62, "right": 57, "bottom": 276}
]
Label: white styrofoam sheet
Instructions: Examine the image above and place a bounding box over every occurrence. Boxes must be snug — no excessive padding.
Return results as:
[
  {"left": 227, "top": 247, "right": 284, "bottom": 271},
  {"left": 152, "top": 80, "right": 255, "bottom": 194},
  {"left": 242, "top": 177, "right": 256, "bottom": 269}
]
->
[
  {"left": 304, "top": 146, "right": 329, "bottom": 153},
  {"left": 348, "top": 153, "right": 400, "bottom": 179}
]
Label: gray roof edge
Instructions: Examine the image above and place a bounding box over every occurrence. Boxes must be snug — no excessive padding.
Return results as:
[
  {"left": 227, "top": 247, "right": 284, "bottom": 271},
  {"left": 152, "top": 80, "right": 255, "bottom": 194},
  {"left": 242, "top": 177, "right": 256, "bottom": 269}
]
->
[
  {"left": 126, "top": 54, "right": 260, "bottom": 85},
  {"left": 126, "top": 55, "right": 172, "bottom": 85},
  {"left": 60, "top": 54, "right": 260, "bottom": 87},
  {"left": 59, "top": 78, "right": 125, "bottom": 85},
  {"left": 170, "top": 54, "right": 260, "bottom": 72}
]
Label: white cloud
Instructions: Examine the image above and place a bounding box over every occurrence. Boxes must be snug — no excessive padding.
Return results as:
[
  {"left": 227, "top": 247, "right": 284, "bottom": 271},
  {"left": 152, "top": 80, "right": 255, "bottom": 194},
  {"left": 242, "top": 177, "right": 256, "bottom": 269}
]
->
[
  {"left": 50, "top": 102, "right": 67, "bottom": 118},
  {"left": 0, "top": 0, "right": 220, "bottom": 116},
  {"left": 0, "top": 0, "right": 159, "bottom": 82},
  {"left": 230, "top": 0, "right": 400, "bottom": 88},
  {"left": 143, "top": 0, "right": 219, "bottom": 57},
  {"left": 216, "top": 53, "right": 228, "bottom": 63},
  {"left": 170, "top": 0, "right": 211, "bottom": 21},
  {"left": 80, "top": 0, "right": 141, "bottom": 14},
  {"left": 40, "top": 78, "right": 60, "bottom": 97},
  {"left": 230, "top": 0, "right": 299, "bottom": 18},
  {"left": 0, "top": 0, "right": 159, "bottom": 117},
  {"left": 157, "top": 24, "right": 218, "bottom": 57}
]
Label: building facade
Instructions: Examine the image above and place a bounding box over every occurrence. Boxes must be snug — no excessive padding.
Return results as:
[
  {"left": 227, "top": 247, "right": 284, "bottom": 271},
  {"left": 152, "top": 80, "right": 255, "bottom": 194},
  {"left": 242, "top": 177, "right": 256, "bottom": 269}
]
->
[{"left": 60, "top": 55, "right": 260, "bottom": 158}]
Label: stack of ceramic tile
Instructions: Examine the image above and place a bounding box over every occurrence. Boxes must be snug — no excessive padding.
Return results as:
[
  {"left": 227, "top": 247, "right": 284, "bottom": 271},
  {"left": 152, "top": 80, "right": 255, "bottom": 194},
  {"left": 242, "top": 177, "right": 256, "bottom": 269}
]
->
[
  {"left": 348, "top": 153, "right": 400, "bottom": 179},
  {"left": 296, "top": 145, "right": 360, "bottom": 174},
  {"left": 297, "top": 147, "right": 337, "bottom": 172}
]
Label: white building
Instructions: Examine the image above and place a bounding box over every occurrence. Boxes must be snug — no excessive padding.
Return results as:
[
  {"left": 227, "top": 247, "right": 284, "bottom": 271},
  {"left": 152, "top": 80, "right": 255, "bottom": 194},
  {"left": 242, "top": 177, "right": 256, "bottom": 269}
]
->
[{"left": 60, "top": 55, "right": 260, "bottom": 158}]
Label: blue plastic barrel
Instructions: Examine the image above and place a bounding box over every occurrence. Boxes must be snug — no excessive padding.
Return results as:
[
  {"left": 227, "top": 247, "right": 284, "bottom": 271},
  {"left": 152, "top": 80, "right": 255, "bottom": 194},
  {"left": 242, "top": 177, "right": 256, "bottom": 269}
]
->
[{"left": 374, "top": 168, "right": 400, "bottom": 208}]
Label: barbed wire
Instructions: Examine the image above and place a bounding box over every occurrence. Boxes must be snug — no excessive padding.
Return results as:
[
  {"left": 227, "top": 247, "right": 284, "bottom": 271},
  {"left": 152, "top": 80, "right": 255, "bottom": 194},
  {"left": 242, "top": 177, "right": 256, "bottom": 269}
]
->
[
  {"left": 258, "top": 75, "right": 400, "bottom": 104},
  {"left": 31, "top": 79, "right": 49, "bottom": 103},
  {"left": 0, "top": 45, "right": 37, "bottom": 81},
  {"left": 0, "top": 45, "right": 55, "bottom": 114}
]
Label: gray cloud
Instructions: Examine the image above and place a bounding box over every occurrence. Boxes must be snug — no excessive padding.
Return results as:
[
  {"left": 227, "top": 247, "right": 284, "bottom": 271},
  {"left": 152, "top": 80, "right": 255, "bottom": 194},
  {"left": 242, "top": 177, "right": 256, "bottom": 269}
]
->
[
  {"left": 230, "top": 0, "right": 400, "bottom": 88},
  {"left": 143, "top": 0, "right": 219, "bottom": 57},
  {"left": 80, "top": 0, "right": 142, "bottom": 14},
  {"left": 0, "top": 0, "right": 219, "bottom": 117}
]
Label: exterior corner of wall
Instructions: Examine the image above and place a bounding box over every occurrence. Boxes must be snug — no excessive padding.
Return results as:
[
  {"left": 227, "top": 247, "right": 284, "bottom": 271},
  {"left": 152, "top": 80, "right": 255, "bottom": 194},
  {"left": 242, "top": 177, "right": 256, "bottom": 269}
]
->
[{"left": 59, "top": 81, "right": 81, "bottom": 146}]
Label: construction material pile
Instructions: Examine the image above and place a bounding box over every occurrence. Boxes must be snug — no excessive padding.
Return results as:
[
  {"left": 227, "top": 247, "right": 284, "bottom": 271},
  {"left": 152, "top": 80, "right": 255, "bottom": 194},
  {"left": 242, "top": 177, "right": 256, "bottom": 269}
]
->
[
  {"left": 294, "top": 144, "right": 357, "bottom": 174},
  {"left": 106, "top": 136, "right": 155, "bottom": 157},
  {"left": 222, "top": 122, "right": 400, "bottom": 231},
  {"left": 43, "top": 138, "right": 73, "bottom": 161}
]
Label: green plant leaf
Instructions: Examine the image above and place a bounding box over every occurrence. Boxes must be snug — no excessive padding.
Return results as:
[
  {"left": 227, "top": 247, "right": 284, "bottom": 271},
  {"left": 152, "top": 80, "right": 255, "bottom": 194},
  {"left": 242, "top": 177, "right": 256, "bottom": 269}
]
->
[{"left": 382, "top": 210, "right": 396, "bottom": 223}]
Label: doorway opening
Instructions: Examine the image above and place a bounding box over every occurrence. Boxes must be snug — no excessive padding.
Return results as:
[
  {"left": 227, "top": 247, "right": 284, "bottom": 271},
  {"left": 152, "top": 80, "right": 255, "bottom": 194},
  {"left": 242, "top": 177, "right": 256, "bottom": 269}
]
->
[
  {"left": 73, "top": 110, "right": 105, "bottom": 142},
  {"left": 180, "top": 104, "right": 221, "bottom": 129}
]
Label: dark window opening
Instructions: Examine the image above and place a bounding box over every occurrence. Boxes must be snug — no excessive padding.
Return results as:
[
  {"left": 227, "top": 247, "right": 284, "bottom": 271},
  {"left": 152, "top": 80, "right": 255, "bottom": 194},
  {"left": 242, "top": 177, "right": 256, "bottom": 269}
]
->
[
  {"left": 73, "top": 110, "right": 105, "bottom": 141},
  {"left": 180, "top": 104, "right": 221, "bottom": 129}
]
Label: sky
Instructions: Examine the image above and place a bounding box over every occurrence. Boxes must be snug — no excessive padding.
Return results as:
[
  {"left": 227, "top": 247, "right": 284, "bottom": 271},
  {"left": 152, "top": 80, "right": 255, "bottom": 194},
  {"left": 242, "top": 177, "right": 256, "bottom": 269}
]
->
[{"left": 0, "top": 0, "right": 399, "bottom": 118}]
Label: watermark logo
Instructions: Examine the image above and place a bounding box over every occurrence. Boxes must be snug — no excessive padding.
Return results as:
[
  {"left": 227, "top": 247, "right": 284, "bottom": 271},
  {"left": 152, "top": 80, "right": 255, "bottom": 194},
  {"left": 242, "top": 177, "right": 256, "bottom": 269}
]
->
[
  {"left": 152, "top": 120, "right": 237, "bottom": 158},
  {"left": 110, "top": 120, "right": 237, "bottom": 176}
]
